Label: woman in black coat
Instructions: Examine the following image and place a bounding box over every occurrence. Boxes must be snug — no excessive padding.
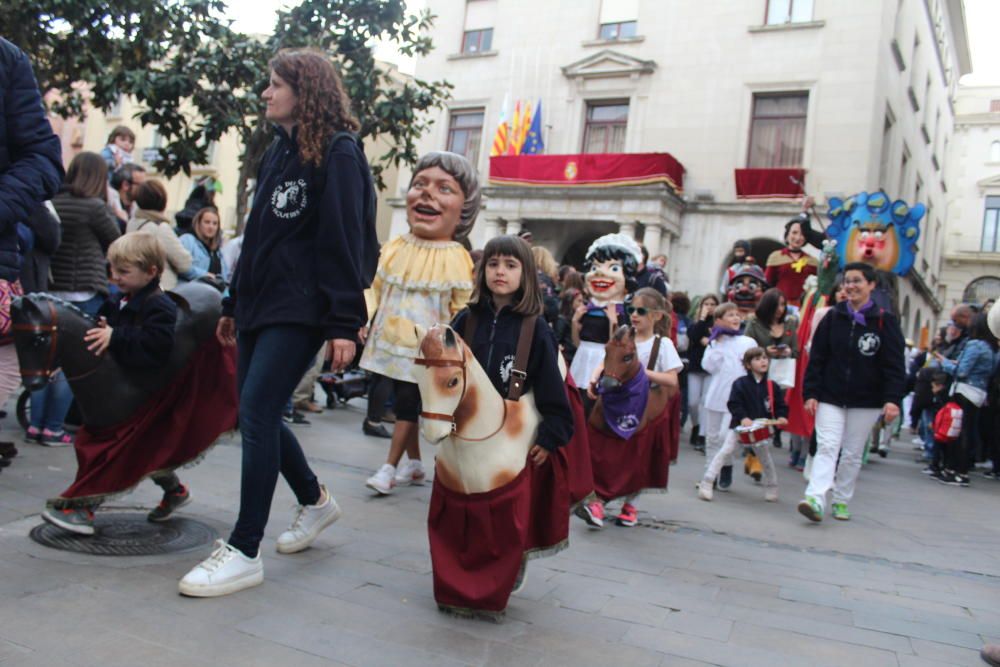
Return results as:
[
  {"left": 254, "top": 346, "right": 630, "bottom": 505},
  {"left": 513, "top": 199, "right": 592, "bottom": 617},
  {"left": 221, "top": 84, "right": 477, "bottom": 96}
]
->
[{"left": 180, "top": 49, "right": 378, "bottom": 597}]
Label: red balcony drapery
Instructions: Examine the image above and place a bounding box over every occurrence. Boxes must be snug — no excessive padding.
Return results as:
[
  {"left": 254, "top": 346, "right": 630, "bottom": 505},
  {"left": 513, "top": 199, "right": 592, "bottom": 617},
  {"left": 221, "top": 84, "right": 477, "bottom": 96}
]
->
[
  {"left": 490, "top": 153, "right": 684, "bottom": 193},
  {"left": 734, "top": 168, "right": 806, "bottom": 199}
]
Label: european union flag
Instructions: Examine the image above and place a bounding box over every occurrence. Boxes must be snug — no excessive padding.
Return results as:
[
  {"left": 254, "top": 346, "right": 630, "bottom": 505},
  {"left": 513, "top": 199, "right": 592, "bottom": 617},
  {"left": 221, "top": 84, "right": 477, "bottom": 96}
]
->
[{"left": 522, "top": 100, "right": 545, "bottom": 155}]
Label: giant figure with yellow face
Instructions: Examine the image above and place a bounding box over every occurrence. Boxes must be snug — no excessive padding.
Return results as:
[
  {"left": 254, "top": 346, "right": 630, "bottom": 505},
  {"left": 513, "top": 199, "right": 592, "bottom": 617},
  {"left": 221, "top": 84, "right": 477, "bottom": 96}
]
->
[{"left": 825, "top": 190, "right": 924, "bottom": 276}]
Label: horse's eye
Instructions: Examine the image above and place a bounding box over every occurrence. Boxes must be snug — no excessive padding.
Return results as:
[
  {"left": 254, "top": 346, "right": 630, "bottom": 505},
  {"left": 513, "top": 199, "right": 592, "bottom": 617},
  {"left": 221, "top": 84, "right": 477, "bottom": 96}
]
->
[
  {"left": 32, "top": 334, "right": 48, "bottom": 346},
  {"left": 623, "top": 355, "right": 634, "bottom": 363},
  {"left": 447, "top": 377, "right": 460, "bottom": 389}
]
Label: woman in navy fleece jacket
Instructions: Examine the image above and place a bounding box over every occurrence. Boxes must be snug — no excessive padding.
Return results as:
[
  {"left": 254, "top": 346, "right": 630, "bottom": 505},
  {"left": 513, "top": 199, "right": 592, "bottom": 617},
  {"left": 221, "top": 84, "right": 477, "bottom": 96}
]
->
[{"left": 180, "top": 49, "right": 378, "bottom": 598}]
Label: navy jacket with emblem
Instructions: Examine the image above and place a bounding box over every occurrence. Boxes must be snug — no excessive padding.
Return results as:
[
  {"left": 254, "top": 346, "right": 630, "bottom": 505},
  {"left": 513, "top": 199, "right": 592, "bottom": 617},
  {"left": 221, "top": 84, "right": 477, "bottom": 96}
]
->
[
  {"left": 727, "top": 372, "right": 788, "bottom": 430},
  {"left": 0, "top": 38, "right": 65, "bottom": 280},
  {"left": 451, "top": 300, "right": 574, "bottom": 452},
  {"left": 224, "top": 127, "right": 378, "bottom": 340},
  {"left": 803, "top": 300, "right": 906, "bottom": 409},
  {"left": 97, "top": 279, "right": 178, "bottom": 369}
]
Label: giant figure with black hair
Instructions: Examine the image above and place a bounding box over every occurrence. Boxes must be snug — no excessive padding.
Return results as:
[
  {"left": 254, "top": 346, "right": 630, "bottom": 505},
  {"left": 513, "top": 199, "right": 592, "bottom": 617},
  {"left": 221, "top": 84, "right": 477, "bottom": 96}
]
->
[{"left": 569, "top": 233, "right": 642, "bottom": 399}]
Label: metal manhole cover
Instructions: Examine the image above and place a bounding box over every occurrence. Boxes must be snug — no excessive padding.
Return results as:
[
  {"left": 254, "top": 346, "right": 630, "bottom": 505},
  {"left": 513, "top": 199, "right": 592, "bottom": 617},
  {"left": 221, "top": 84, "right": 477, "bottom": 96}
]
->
[{"left": 29, "top": 513, "right": 217, "bottom": 556}]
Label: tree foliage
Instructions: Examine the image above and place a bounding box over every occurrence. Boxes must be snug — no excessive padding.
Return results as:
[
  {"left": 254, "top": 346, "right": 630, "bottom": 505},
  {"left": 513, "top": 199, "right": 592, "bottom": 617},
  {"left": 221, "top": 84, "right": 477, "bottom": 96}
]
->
[{"left": 3, "top": 0, "right": 451, "bottom": 228}]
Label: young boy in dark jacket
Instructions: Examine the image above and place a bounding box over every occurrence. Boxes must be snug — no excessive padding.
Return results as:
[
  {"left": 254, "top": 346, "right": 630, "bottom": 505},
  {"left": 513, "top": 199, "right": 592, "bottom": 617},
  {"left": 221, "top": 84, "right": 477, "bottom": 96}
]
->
[
  {"left": 43, "top": 234, "right": 188, "bottom": 535},
  {"left": 698, "top": 347, "right": 788, "bottom": 502}
]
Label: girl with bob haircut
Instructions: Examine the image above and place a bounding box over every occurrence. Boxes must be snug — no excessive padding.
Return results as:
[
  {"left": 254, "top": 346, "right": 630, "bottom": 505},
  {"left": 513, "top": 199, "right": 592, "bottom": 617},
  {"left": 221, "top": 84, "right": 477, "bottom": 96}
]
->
[
  {"left": 180, "top": 48, "right": 378, "bottom": 598},
  {"left": 452, "top": 233, "right": 573, "bottom": 466}
]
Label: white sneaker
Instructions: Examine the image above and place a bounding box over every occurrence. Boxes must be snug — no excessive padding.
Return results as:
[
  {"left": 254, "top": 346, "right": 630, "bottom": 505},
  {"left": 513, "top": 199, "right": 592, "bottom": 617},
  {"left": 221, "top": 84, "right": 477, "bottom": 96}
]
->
[
  {"left": 276, "top": 485, "right": 342, "bottom": 554},
  {"left": 394, "top": 460, "right": 426, "bottom": 486},
  {"left": 696, "top": 481, "right": 714, "bottom": 501},
  {"left": 764, "top": 487, "right": 779, "bottom": 502},
  {"left": 366, "top": 464, "right": 396, "bottom": 495},
  {"left": 178, "top": 540, "right": 263, "bottom": 597}
]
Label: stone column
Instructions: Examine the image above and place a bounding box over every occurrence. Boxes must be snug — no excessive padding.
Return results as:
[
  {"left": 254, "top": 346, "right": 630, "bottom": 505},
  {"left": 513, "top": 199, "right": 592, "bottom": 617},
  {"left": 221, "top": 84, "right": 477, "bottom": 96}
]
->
[
  {"left": 505, "top": 219, "right": 522, "bottom": 236},
  {"left": 481, "top": 217, "right": 500, "bottom": 242},
  {"left": 642, "top": 222, "right": 662, "bottom": 257},
  {"left": 617, "top": 221, "right": 636, "bottom": 239}
]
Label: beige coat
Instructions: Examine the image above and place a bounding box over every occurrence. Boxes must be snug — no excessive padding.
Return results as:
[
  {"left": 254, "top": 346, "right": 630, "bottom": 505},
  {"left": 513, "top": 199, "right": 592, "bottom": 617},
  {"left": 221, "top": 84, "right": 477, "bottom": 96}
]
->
[{"left": 127, "top": 210, "right": 193, "bottom": 290}]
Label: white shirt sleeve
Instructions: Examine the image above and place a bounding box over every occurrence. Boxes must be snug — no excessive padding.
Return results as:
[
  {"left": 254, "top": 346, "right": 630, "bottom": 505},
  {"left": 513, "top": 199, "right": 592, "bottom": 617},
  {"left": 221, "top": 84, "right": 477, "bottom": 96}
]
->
[{"left": 656, "top": 337, "right": 683, "bottom": 373}]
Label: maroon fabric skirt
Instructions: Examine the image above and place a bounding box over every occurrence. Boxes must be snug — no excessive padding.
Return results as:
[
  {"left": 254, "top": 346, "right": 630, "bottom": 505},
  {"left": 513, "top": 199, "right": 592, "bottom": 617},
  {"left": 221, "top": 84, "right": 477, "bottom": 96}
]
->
[
  {"left": 53, "top": 338, "right": 238, "bottom": 508},
  {"left": 564, "top": 376, "right": 595, "bottom": 508},
  {"left": 589, "top": 408, "right": 671, "bottom": 503},
  {"left": 428, "top": 467, "right": 532, "bottom": 616}
]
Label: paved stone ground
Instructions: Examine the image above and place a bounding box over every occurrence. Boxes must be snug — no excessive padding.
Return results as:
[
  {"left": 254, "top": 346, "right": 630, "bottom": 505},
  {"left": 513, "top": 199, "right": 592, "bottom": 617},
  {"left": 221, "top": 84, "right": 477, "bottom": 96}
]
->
[{"left": 0, "top": 396, "right": 998, "bottom": 667}]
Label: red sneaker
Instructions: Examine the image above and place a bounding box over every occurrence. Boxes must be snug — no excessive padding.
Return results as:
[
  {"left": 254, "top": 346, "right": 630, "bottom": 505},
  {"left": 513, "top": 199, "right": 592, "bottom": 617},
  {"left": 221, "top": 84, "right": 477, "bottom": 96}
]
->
[{"left": 616, "top": 503, "right": 638, "bottom": 527}]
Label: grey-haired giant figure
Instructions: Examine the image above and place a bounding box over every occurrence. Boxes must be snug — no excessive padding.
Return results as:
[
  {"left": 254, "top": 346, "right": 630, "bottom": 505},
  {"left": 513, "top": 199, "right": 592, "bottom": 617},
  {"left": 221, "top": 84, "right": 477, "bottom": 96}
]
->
[{"left": 361, "top": 150, "right": 483, "bottom": 496}]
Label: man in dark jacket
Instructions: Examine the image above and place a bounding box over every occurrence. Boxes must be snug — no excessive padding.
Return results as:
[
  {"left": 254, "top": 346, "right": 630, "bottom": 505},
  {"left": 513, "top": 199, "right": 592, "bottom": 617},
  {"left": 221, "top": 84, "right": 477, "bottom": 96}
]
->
[
  {"left": 635, "top": 244, "right": 668, "bottom": 296},
  {"left": 798, "top": 262, "right": 905, "bottom": 523},
  {"left": 0, "top": 38, "right": 64, "bottom": 281}
]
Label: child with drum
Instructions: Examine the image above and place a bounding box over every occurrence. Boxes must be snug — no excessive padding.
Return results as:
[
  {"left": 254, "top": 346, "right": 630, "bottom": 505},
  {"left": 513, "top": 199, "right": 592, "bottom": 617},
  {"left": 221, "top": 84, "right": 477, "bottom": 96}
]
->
[{"left": 697, "top": 347, "right": 787, "bottom": 502}]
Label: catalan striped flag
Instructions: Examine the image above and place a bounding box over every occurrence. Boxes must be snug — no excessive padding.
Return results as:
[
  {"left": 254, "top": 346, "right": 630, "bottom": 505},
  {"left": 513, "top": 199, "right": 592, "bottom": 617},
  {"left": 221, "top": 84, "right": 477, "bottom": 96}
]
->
[
  {"left": 489, "top": 93, "right": 510, "bottom": 157},
  {"left": 507, "top": 99, "right": 522, "bottom": 155}
]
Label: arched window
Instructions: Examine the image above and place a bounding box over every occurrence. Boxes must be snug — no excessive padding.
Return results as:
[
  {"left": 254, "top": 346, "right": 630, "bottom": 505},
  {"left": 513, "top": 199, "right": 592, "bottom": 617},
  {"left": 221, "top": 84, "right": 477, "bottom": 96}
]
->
[
  {"left": 901, "top": 295, "right": 911, "bottom": 334},
  {"left": 991, "top": 140, "right": 1000, "bottom": 163},
  {"left": 963, "top": 276, "right": 1000, "bottom": 305},
  {"left": 912, "top": 312, "right": 922, "bottom": 344}
]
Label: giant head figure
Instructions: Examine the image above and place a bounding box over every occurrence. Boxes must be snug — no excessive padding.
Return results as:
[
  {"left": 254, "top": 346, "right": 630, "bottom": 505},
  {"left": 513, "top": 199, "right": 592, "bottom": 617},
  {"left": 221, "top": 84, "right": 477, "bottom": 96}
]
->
[
  {"left": 583, "top": 233, "right": 642, "bottom": 307},
  {"left": 826, "top": 190, "right": 923, "bottom": 276},
  {"left": 727, "top": 261, "right": 768, "bottom": 314}
]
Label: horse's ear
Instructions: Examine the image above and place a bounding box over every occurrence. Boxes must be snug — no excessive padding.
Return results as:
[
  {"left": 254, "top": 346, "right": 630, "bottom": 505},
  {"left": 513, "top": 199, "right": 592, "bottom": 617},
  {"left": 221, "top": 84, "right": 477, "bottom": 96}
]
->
[
  {"left": 613, "top": 324, "right": 630, "bottom": 341},
  {"left": 628, "top": 325, "right": 637, "bottom": 340},
  {"left": 444, "top": 327, "right": 458, "bottom": 349},
  {"left": 13, "top": 295, "right": 38, "bottom": 318},
  {"left": 414, "top": 324, "right": 428, "bottom": 342}
]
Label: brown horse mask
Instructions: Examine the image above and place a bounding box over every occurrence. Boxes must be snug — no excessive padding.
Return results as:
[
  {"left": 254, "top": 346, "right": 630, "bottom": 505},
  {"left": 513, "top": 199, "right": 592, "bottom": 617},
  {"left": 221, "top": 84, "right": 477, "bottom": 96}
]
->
[{"left": 589, "top": 325, "right": 671, "bottom": 436}]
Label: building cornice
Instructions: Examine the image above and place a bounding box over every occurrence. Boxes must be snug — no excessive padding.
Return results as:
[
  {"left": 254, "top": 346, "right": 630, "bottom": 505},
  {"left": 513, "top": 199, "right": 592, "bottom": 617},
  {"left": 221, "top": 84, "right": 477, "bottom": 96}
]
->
[
  {"left": 954, "top": 113, "right": 1000, "bottom": 128},
  {"left": 907, "top": 268, "right": 942, "bottom": 312},
  {"left": 561, "top": 50, "right": 656, "bottom": 80}
]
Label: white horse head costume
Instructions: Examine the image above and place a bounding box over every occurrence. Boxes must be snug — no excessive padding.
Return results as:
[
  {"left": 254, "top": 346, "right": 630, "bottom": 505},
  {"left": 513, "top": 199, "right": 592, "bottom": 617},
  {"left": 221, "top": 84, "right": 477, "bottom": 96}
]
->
[
  {"left": 989, "top": 305, "right": 1000, "bottom": 340},
  {"left": 413, "top": 324, "right": 540, "bottom": 495}
]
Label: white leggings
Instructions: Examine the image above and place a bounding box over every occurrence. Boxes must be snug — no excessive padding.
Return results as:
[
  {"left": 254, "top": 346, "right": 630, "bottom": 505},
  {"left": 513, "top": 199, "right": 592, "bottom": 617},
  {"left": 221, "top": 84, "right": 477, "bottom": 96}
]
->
[
  {"left": 687, "top": 372, "right": 710, "bottom": 427},
  {"left": 702, "top": 409, "right": 734, "bottom": 472},
  {"left": 703, "top": 430, "right": 777, "bottom": 488},
  {"left": 0, "top": 345, "right": 20, "bottom": 412},
  {"left": 805, "top": 403, "right": 882, "bottom": 510}
]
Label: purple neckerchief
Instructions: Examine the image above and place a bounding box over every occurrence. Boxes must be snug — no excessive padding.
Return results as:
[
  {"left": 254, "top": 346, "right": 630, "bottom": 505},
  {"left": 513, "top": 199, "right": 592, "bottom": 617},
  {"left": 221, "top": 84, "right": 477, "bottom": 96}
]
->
[
  {"left": 846, "top": 300, "right": 874, "bottom": 326},
  {"left": 708, "top": 325, "right": 741, "bottom": 343},
  {"left": 598, "top": 365, "right": 650, "bottom": 440}
]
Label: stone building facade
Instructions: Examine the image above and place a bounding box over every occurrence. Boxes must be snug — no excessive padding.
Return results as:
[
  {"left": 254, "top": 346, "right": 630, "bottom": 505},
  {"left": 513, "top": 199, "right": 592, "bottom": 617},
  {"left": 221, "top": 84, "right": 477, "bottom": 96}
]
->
[
  {"left": 940, "top": 84, "right": 1000, "bottom": 312},
  {"left": 392, "top": 0, "right": 971, "bottom": 340}
]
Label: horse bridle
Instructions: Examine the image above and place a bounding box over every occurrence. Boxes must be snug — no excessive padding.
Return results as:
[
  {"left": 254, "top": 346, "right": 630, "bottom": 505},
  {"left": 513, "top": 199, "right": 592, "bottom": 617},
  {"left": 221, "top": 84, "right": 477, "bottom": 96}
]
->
[
  {"left": 414, "top": 337, "right": 508, "bottom": 442},
  {"left": 13, "top": 300, "right": 101, "bottom": 382}
]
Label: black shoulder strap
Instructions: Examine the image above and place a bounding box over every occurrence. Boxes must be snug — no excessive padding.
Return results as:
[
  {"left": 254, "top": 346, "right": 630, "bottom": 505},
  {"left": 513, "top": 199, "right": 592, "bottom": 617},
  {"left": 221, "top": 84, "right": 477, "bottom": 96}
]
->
[
  {"left": 647, "top": 335, "right": 662, "bottom": 371},
  {"left": 508, "top": 315, "right": 537, "bottom": 401},
  {"left": 463, "top": 310, "right": 478, "bottom": 345}
]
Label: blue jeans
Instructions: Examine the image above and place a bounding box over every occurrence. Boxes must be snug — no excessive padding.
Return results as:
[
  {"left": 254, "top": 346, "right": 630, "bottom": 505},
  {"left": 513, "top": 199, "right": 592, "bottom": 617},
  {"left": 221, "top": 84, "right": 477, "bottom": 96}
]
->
[
  {"left": 29, "top": 295, "right": 105, "bottom": 432},
  {"left": 228, "top": 325, "right": 324, "bottom": 558},
  {"left": 29, "top": 370, "right": 74, "bottom": 431},
  {"left": 919, "top": 409, "right": 934, "bottom": 459}
]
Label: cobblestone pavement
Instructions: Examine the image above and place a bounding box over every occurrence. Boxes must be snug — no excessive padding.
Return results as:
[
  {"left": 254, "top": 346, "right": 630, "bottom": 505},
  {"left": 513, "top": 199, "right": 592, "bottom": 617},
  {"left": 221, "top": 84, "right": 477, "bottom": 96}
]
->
[{"left": 0, "top": 399, "right": 997, "bottom": 666}]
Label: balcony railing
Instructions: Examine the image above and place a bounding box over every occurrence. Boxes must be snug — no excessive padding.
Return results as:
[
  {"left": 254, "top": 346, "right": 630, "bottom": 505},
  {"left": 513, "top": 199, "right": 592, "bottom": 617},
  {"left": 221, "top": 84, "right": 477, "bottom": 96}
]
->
[
  {"left": 489, "top": 153, "right": 685, "bottom": 194},
  {"left": 734, "top": 168, "right": 806, "bottom": 199}
]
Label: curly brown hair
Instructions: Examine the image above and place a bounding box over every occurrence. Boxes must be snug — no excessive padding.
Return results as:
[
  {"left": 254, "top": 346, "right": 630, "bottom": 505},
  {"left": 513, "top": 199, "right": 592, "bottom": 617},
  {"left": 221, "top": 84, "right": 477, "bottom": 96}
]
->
[{"left": 269, "top": 49, "right": 361, "bottom": 166}]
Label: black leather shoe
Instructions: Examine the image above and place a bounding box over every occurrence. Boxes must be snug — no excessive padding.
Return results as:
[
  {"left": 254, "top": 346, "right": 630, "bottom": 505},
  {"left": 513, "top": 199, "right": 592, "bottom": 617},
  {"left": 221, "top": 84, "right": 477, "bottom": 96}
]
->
[
  {"left": 363, "top": 420, "right": 392, "bottom": 439},
  {"left": 718, "top": 465, "right": 733, "bottom": 490}
]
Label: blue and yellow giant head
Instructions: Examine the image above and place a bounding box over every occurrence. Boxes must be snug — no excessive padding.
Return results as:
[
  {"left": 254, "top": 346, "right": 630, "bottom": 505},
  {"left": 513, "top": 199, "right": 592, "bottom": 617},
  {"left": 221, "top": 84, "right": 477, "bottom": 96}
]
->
[{"left": 825, "top": 190, "right": 924, "bottom": 276}]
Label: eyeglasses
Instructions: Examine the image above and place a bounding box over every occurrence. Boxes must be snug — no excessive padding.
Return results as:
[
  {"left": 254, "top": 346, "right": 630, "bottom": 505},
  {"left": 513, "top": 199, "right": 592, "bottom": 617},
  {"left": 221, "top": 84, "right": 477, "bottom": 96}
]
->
[{"left": 625, "top": 306, "right": 661, "bottom": 316}]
